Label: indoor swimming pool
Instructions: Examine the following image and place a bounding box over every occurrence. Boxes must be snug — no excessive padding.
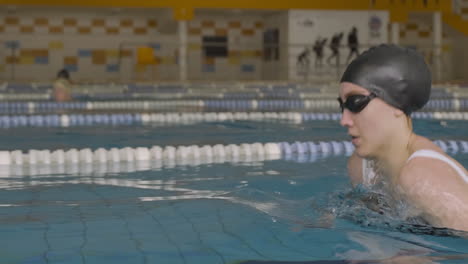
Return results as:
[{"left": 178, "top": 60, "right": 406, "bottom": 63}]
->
[
  {"left": 1, "top": 117, "right": 468, "bottom": 263},
  {"left": 4, "top": 0, "right": 468, "bottom": 262}
]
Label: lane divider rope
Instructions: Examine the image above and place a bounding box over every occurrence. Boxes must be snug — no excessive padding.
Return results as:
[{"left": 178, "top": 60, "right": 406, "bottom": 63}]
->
[
  {"left": 1, "top": 112, "right": 468, "bottom": 128},
  {"left": 1, "top": 140, "right": 467, "bottom": 167},
  {"left": 0, "top": 98, "right": 465, "bottom": 113}
]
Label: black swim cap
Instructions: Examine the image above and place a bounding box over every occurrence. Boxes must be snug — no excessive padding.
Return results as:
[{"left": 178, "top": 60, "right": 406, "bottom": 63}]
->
[
  {"left": 57, "top": 69, "right": 70, "bottom": 80},
  {"left": 340, "top": 44, "right": 431, "bottom": 115}
]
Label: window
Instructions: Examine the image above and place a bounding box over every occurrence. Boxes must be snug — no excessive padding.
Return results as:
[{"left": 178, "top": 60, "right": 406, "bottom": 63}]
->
[
  {"left": 203, "top": 36, "right": 227, "bottom": 57},
  {"left": 263, "top": 28, "right": 279, "bottom": 61}
]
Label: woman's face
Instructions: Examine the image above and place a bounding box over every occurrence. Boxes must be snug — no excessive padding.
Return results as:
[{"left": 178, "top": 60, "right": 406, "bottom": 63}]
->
[{"left": 339, "top": 82, "right": 396, "bottom": 158}]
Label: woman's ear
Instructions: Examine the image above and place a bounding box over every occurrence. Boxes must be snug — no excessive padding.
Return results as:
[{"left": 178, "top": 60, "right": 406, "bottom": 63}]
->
[{"left": 393, "top": 108, "right": 405, "bottom": 117}]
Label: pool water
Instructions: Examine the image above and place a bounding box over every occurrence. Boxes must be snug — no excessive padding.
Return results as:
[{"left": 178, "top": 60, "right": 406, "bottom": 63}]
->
[
  {"left": 2, "top": 119, "right": 468, "bottom": 150},
  {"left": 1, "top": 119, "right": 468, "bottom": 263}
]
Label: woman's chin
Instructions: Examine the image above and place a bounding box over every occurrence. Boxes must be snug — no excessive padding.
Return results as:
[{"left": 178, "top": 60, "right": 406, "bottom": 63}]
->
[{"left": 355, "top": 146, "right": 371, "bottom": 159}]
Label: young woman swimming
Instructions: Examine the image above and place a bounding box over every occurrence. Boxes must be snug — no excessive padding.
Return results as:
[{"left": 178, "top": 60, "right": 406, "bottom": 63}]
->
[{"left": 338, "top": 44, "right": 468, "bottom": 232}]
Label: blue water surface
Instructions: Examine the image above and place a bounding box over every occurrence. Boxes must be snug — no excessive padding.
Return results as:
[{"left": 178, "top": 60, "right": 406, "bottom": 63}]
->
[{"left": 0, "top": 119, "right": 468, "bottom": 263}]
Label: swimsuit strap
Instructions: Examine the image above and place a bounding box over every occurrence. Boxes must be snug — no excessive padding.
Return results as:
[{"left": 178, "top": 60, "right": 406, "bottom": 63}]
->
[{"left": 407, "top": 149, "right": 468, "bottom": 183}]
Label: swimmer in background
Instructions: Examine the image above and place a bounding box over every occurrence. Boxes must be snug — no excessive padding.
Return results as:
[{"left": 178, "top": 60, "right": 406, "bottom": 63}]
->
[
  {"left": 338, "top": 44, "right": 468, "bottom": 232},
  {"left": 53, "top": 68, "right": 72, "bottom": 102}
]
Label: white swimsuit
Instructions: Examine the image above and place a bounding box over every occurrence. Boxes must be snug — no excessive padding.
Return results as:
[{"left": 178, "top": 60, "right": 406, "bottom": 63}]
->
[{"left": 362, "top": 149, "right": 468, "bottom": 187}]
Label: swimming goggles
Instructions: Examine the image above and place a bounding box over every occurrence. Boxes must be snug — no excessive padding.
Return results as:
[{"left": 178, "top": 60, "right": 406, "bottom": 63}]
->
[{"left": 337, "top": 93, "right": 377, "bottom": 113}]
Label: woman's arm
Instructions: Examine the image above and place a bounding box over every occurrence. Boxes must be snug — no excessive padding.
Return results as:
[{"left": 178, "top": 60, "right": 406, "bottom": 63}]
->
[{"left": 400, "top": 157, "right": 468, "bottom": 231}]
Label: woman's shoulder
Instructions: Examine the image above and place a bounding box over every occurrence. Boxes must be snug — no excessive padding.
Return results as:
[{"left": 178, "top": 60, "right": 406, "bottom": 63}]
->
[
  {"left": 399, "top": 136, "right": 468, "bottom": 231},
  {"left": 401, "top": 135, "right": 468, "bottom": 186},
  {"left": 410, "top": 135, "right": 443, "bottom": 153},
  {"left": 408, "top": 135, "right": 465, "bottom": 167}
]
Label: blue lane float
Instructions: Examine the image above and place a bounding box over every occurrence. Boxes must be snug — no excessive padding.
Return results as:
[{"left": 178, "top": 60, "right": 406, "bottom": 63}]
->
[
  {"left": 1, "top": 111, "right": 468, "bottom": 128},
  {"left": 2, "top": 98, "right": 468, "bottom": 114},
  {"left": 0, "top": 140, "right": 467, "bottom": 175}
]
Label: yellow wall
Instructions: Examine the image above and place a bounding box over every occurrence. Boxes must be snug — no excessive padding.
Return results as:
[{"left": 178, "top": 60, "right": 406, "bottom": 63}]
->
[
  {"left": 0, "top": 0, "right": 450, "bottom": 12},
  {"left": 0, "top": 0, "right": 454, "bottom": 23}
]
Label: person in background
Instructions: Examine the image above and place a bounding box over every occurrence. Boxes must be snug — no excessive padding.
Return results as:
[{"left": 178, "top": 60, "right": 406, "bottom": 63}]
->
[
  {"left": 327, "top": 32, "right": 343, "bottom": 66},
  {"left": 53, "top": 68, "right": 72, "bottom": 102},
  {"left": 313, "top": 37, "right": 327, "bottom": 68},
  {"left": 338, "top": 44, "right": 468, "bottom": 232},
  {"left": 346, "top": 27, "right": 360, "bottom": 64},
  {"left": 296, "top": 46, "right": 311, "bottom": 68}
]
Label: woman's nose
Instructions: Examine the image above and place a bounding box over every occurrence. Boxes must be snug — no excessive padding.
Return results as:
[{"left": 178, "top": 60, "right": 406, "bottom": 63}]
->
[{"left": 340, "top": 109, "right": 354, "bottom": 127}]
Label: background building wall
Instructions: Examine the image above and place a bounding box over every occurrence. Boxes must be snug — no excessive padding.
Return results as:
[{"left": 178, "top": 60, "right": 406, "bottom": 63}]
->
[
  {"left": 261, "top": 11, "right": 289, "bottom": 81},
  {"left": 0, "top": 8, "right": 267, "bottom": 82},
  {"left": 0, "top": 8, "right": 177, "bottom": 82},
  {"left": 187, "top": 10, "right": 264, "bottom": 81},
  {"left": 397, "top": 12, "right": 454, "bottom": 81},
  {"left": 450, "top": 29, "right": 468, "bottom": 82},
  {"left": 0, "top": 5, "right": 464, "bottom": 83}
]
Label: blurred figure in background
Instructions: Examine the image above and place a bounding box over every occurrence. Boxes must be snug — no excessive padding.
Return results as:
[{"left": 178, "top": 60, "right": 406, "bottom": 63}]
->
[
  {"left": 327, "top": 32, "right": 344, "bottom": 66},
  {"left": 297, "top": 46, "right": 311, "bottom": 69},
  {"left": 53, "top": 68, "right": 72, "bottom": 102},
  {"left": 313, "top": 37, "right": 327, "bottom": 68},
  {"left": 346, "top": 27, "right": 360, "bottom": 64}
]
